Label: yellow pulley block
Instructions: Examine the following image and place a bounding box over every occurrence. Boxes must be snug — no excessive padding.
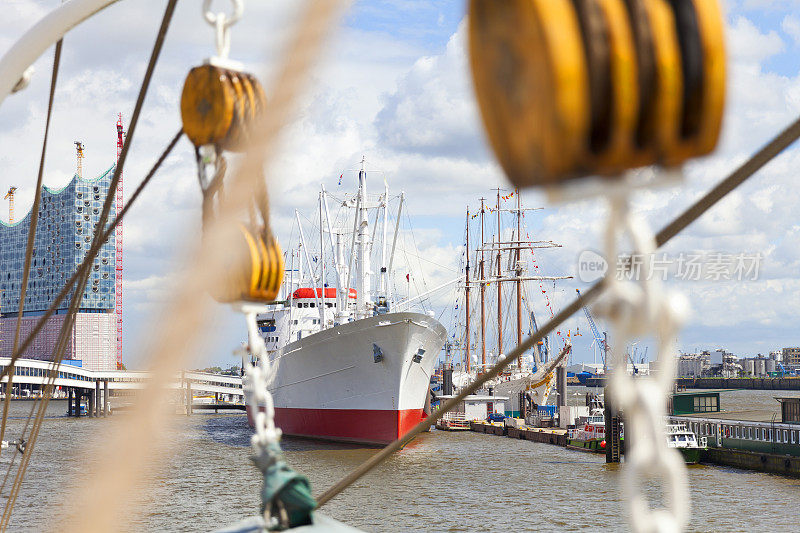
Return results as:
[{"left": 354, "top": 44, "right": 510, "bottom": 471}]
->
[
  {"left": 468, "top": 0, "right": 590, "bottom": 186},
  {"left": 212, "top": 226, "right": 284, "bottom": 304},
  {"left": 256, "top": 234, "right": 284, "bottom": 302},
  {"left": 467, "top": 0, "right": 725, "bottom": 188},
  {"left": 181, "top": 65, "right": 236, "bottom": 148},
  {"left": 575, "top": 0, "right": 640, "bottom": 174},
  {"left": 180, "top": 64, "right": 268, "bottom": 152},
  {"left": 663, "top": 0, "right": 726, "bottom": 164},
  {"left": 631, "top": 0, "right": 683, "bottom": 163}
]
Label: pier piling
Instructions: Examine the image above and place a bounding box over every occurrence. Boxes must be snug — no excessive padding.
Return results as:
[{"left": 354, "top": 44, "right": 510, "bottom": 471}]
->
[
  {"left": 95, "top": 380, "right": 101, "bottom": 417},
  {"left": 103, "top": 380, "right": 109, "bottom": 416},
  {"left": 605, "top": 389, "right": 621, "bottom": 463},
  {"left": 88, "top": 390, "right": 95, "bottom": 418},
  {"left": 186, "top": 380, "right": 193, "bottom": 416}
]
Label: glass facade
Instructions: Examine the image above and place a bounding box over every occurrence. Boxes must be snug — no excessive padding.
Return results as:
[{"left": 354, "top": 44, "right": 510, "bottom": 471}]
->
[
  {"left": 0, "top": 166, "right": 116, "bottom": 315},
  {"left": 0, "top": 167, "right": 118, "bottom": 371}
]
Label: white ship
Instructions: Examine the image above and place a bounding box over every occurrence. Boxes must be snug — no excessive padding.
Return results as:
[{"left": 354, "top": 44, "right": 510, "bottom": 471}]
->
[{"left": 248, "top": 160, "right": 447, "bottom": 445}]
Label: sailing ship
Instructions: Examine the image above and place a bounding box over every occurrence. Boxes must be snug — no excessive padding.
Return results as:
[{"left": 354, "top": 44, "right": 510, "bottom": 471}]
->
[
  {"left": 249, "top": 160, "right": 447, "bottom": 445},
  {"left": 450, "top": 189, "right": 571, "bottom": 416}
]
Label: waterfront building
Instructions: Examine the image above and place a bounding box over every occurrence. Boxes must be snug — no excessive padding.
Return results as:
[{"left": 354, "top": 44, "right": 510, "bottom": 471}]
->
[
  {"left": 782, "top": 347, "right": 800, "bottom": 366},
  {"left": 677, "top": 353, "right": 708, "bottom": 378},
  {"left": 0, "top": 166, "right": 117, "bottom": 370}
]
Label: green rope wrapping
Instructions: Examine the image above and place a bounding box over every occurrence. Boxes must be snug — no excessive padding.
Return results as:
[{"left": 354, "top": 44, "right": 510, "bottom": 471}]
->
[{"left": 253, "top": 442, "right": 316, "bottom": 530}]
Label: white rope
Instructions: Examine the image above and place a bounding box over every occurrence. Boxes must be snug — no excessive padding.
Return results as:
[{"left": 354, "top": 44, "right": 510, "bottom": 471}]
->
[
  {"left": 595, "top": 190, "right": 690, "bottom": 533},
  {"left": 234, "top": 302, "right": 282, "bottom": 449}
]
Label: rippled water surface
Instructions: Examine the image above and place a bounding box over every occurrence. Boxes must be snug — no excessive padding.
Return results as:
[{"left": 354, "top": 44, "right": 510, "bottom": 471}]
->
[{"left": 2, "top": 389, "right": 799, "bottom": 532}]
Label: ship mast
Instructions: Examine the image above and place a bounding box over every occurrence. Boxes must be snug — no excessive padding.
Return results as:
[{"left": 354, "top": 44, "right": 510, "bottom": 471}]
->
[
  {"left": 515, "top": 188, "right": 523, "bottom": 367},
  {"left": 356, "top": 157, "right": 371, "bottom": 319},
  {"left": 479, "top": 197, "right": 486, "bottom": 373},
  {"left": 496, "top": 189, "right": 502, "bottom": 362},
  {"left": 465, "top": 208, "right": 471, "bottom": 374}
]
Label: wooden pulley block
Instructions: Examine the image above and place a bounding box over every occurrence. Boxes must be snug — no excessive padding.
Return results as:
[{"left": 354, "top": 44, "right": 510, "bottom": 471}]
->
[
  {"left": 574, "top": 0, "right": 640, "bottom": 174},
  {"left": 467, "top": 0, "right": 725, "bottom": 189},
  {"left": 181, "top": 65, "right": 268, "bottom": 151},
  {"left": 627, "top": 0, "right": 683, "bottom": 162},
  {"left": 211, "top": 226, "right": 283, "bottom": 304},
  {"left": 255, "top": 233, "right": 284, "bottom": 302},
  {"left": 181, "top": 65, "right": 236, "bottom": 147},
  {"left": 468, "top": 0, "right": 590, "bottom": 186},
  {"left": 662, "top": 0, "right": 725, "bottom": 164}
]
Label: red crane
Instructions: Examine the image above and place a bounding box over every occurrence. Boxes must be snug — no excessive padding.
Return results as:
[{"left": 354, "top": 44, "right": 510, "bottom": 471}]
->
[{"left": 115, "top": 114, "right": 124, "bottom": 369}]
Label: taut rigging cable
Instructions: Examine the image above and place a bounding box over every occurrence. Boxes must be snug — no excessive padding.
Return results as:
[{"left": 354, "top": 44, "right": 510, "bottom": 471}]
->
[
  {"left": 0, "top": 0, "right": 180, "bottom": 526},
  {"left": 315, "top": 113, "right": 800, "bottom": 508},
  {"left": 0, "top": 34, "right": 63, "bottom": 457}
]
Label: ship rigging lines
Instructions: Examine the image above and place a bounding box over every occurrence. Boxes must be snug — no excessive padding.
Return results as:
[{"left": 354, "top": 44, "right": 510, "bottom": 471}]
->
[
  {"left": 0, "top": 1, "right": 181, "bottom": 527},
  {"left": 314, "top": 114, "right": 800, "bottom": 508},
  {"left": 2, "top": 1, "right": 800, "bottom": 531}
]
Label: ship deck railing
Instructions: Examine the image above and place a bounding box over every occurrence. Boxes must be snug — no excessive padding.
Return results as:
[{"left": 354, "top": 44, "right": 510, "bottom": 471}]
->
[{"left": 440, "top": 412, "right": 471, "bottom": 429}]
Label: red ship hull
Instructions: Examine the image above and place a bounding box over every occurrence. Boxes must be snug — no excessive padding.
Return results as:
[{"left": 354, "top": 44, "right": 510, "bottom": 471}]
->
[{"left": 247, "top": 406, "right": 426, "bottom": 446}]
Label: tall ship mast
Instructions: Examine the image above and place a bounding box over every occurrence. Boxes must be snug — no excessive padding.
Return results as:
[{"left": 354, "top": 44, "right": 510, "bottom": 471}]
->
[
  {"left": 454, "top": 190, "right": 572, "bottom": 414},
  {"left": 249, "top": 159, "right": 446, "bottom": 445}
]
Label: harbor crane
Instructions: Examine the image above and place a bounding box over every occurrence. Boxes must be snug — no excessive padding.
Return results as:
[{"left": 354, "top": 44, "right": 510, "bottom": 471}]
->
[
  {"left": 577, "top": 288, "right": 642, "bottom": 374},
  {"left": 576, "top": 288, "right": 607, "bottom": 370},
  {"left": 4, "top": 186, "right": 17, "bottom": 223}
]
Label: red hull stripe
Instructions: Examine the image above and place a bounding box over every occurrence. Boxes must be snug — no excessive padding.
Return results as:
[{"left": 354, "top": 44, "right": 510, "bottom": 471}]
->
[{"left": 249, "top": 407, "right": 426, "bottom": 445}]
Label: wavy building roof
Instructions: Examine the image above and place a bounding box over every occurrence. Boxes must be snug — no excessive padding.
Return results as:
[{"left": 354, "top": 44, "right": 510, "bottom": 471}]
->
[{"left": 0, "top": 165, "right": 117, "bottom": 315}]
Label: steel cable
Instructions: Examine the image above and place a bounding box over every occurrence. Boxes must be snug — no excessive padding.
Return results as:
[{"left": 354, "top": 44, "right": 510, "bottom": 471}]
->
[
  {"left": 315, "top": 113, "right": 800, "bottom": 507},
  {"left": 0, "top": 128, "right": 182, "bottom": 508},
  {"left": 0, "top": 37, "right": 63, "bottom": 453},
  {"left": 0, "top": 0, "right": 179, "bottom": 525},
  {"left": 0, "top": 0, "right": 178, "bottom": 383},
  {"left": 60, "top": 2, "right": 348, "bottom": 531}
]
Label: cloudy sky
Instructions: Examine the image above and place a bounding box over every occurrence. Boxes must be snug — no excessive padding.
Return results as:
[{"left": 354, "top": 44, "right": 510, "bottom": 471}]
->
[{"left": 2, "top": 0, "right": 800, "bottom": 369}]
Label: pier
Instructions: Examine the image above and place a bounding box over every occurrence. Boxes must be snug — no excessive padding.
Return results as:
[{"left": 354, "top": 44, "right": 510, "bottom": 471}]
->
[
  {"left": 0, "top": 357, "right": 244, "bottom": 416},
  {"left": 579, "top": 376, "right": 800, "bottom": 391}
]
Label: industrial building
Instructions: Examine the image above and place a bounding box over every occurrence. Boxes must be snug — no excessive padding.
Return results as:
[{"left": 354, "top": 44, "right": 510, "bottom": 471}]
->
[{"left": 0, "top": 165, "right": 120, "bottom": 371}]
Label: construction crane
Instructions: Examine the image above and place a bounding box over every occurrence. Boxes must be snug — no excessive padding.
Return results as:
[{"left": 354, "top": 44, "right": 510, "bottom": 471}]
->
[
  {"left": 4, "top": 186, "right": 17, "bottom": 223},
  {"left": 74, "top": 141, "right": 85, "bottom": 178},
  {"left": 576, "top": 288, "right": 607, "bottom": 369},
  {"left": 115, "top": 114, "right": 125, "bottom": 369}
]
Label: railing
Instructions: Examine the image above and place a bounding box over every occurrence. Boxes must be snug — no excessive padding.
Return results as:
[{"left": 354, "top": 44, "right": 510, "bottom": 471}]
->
[{"left": 440, "top": 412, "right": 470, "bottom": 429}]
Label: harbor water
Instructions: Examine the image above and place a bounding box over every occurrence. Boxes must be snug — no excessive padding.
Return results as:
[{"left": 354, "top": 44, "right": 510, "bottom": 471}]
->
[{"left": 3, "top": 389, "right": 798, "bottom": 532}]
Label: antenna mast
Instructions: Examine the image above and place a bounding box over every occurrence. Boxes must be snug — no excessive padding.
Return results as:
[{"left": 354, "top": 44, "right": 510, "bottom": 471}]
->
[{"left": 115, "top": 114, "right": 124, "bottom": 368}]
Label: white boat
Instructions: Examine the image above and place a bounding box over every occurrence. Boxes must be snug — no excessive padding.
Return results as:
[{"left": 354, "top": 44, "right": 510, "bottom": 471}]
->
[
  {"left": 248, "top": 160, "right": 447, "bottom": 445},
  {"left": 666, "top": 423, "right": 706, "bottom": 464}
]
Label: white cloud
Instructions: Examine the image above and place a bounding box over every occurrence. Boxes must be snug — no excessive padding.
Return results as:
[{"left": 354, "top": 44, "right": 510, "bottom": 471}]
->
[
  {"left": 782, "top": 14, "right": 800, "bottom": 46},
  {"left": 5, "top": 2, "right": 800, "bottom": 365}
]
